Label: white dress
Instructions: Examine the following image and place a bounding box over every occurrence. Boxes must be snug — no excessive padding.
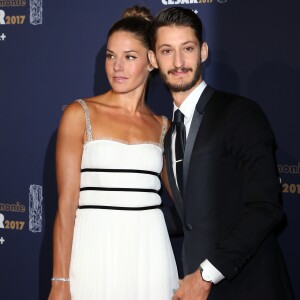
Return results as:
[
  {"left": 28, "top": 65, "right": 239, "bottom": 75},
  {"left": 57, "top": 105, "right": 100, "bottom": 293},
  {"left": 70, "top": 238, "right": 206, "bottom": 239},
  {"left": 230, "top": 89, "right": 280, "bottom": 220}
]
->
[{"left": 69, "top": 100, "right": 179, "bottom": 300}]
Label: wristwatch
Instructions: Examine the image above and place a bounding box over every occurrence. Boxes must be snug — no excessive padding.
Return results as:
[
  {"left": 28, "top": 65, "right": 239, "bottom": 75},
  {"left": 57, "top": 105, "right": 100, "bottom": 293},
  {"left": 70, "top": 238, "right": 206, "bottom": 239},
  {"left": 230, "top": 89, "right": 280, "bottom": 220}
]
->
[{"left": 199, "top": 266, "right": 213, "bottom": 283}]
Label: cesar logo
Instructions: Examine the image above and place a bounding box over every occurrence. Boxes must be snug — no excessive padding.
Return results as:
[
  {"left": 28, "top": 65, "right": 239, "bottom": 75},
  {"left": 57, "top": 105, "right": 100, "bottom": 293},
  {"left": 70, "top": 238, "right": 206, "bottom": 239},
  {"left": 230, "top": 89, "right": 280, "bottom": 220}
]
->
[{"left": 0, "top": 10, "right": 5, "bottom": 24}]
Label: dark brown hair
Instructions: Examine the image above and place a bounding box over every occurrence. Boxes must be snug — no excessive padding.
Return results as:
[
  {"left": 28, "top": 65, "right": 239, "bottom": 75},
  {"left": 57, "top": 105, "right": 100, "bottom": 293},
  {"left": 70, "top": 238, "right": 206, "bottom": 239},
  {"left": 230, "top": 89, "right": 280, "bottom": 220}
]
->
[
  {"left": 150, "top": 7, "right": 204, "bottom": 50},
  {"left": 107, "top": 6, "right": 153, "bottom": 50}
]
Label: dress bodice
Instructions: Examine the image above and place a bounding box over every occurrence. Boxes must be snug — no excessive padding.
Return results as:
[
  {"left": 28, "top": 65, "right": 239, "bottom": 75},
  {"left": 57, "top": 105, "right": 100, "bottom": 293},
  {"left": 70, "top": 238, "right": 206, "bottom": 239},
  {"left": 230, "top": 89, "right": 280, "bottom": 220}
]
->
[{"left": 76, "top": 99, "right": 168, "bottom": 208}]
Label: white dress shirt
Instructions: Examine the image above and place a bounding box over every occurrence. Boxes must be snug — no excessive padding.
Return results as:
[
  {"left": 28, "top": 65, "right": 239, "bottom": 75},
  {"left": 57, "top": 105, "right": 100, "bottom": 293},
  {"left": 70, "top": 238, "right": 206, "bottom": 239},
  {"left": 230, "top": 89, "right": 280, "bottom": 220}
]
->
[
  {"left": 171, "top": 81, "right": 207, "bottom": 177},
  {"left": 172, "top": 81, "right": 225, "bottom": 284}
]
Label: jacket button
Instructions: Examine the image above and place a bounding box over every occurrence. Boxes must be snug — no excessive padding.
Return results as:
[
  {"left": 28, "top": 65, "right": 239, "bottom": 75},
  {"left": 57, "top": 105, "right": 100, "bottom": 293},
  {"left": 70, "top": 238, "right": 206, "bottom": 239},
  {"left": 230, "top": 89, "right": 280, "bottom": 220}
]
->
[{"left": 185, "top": 224, "right": 193, "bottom": 231}]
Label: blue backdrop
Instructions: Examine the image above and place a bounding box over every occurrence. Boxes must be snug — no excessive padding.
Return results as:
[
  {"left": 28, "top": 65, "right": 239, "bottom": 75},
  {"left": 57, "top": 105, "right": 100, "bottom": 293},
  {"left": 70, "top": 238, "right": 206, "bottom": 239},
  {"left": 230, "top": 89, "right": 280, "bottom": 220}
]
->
[{"left": 1, "top": 1, "right": 299, "bottom": 299}]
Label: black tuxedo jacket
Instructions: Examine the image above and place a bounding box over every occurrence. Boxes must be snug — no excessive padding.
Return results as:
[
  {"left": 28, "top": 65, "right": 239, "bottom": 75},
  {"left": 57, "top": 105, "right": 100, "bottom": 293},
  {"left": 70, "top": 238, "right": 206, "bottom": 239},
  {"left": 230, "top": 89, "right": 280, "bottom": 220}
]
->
[{"left": 164, "top": 86, "right": 294, "bottom": 299}]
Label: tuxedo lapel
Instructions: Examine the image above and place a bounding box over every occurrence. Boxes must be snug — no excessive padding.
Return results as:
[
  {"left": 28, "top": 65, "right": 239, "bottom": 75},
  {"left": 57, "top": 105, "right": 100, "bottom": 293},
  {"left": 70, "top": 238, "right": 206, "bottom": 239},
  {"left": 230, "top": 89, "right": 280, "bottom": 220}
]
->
[
  {"left": 183, "top": 86, "right": 215, "bottom": 198},
  {"left": 164, "top": 124, "right": 184, "bottom": 220}
]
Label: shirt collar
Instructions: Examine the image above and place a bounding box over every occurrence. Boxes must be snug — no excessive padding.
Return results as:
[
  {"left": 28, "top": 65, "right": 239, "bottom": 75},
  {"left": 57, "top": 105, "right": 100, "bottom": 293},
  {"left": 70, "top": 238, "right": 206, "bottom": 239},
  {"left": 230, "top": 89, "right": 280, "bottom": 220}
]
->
[{"left": 173, "top": 81, "right": 207, "bottom": 121}]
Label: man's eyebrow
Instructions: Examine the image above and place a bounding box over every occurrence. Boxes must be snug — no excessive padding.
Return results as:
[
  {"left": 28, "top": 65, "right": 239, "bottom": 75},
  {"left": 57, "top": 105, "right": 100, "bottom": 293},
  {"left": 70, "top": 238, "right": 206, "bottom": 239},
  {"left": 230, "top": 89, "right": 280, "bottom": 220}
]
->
[{"left": 157, "top": 41, "right": 197, "bottom": 50}]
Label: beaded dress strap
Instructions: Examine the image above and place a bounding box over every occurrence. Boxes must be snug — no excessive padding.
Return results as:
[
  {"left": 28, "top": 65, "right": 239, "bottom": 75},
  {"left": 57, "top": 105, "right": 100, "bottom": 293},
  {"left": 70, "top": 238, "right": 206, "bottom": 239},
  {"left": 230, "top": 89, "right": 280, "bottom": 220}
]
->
[
  {"left": 159, "top": 116, "right": 168, "bottom": 148},
  {"left": 76, "top": 99, "right": 93, "bottom": 142}
]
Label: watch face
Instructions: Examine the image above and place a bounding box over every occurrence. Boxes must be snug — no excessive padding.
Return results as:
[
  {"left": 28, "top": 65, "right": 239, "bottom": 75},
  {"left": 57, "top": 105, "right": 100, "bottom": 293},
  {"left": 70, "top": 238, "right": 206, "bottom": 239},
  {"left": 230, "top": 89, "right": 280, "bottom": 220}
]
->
[
  {"left": 199, "top": 267, "right": 212, "bottom": 283},
  {"left": 202, "top": 273, "right": 211, "bottom": 282}
]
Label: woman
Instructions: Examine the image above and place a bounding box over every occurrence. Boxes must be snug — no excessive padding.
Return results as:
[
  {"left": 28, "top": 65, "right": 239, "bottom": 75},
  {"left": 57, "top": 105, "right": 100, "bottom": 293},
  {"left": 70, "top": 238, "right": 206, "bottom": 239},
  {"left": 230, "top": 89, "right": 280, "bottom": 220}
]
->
[{"left": 48, "top": 6, "right": 179, "bottom": 300}]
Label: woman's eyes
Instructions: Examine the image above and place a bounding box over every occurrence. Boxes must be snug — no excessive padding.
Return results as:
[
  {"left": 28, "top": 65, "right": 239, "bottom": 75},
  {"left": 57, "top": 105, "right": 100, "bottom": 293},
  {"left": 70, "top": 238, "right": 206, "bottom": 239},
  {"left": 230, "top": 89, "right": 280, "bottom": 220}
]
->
[
  {"left": 105, "top": 54, "right": 137, "bottom": 60},
  {"left": 106, "top": 54, "right": 115, "bottom": 59},
  {"left": 125, "top": 55, "right": 137, "bottom": 60}
]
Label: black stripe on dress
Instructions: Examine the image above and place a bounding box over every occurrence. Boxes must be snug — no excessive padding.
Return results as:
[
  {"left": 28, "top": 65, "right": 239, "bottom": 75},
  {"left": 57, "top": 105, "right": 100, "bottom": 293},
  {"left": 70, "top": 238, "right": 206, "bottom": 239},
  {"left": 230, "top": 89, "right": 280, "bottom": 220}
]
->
[
  {"left": 78, "top": 205, "right": 161, "bottom": 211},
  {"left": 80, "top": 187, "right": 159, "bottom": 194}
]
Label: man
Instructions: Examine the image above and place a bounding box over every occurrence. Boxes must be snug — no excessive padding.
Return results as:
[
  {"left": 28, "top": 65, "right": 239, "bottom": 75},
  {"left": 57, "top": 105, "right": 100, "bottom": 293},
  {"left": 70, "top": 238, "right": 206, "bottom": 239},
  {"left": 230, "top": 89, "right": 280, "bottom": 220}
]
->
[{"left": 149, "top": 7, "right": 294, "bottom": 300}]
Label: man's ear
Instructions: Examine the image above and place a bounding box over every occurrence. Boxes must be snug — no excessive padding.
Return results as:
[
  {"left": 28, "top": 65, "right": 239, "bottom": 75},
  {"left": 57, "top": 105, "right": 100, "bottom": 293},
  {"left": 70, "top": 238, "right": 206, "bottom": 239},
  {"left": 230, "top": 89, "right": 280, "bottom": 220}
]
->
[
  {"left": 200, "top": 42, "right": 208, "bottom": 63},
  {"left": 148, "top": 50, "right": 159, "bottom": 69}
]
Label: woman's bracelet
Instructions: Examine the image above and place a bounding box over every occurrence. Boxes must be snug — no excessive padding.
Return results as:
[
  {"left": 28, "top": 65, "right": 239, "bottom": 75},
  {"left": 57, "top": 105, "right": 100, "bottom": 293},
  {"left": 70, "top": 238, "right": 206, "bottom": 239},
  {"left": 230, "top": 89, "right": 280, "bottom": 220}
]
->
[{"left": 51, "top": 277, "right": 70, "bottom": 282}]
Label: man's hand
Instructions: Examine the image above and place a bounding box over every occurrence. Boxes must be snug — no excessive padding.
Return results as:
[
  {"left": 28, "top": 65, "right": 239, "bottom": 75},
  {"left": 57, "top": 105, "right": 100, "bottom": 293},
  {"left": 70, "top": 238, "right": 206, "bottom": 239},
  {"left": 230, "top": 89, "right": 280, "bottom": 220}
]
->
[{"left": 172, "top": 269, "right": 212, "bottom": 300}]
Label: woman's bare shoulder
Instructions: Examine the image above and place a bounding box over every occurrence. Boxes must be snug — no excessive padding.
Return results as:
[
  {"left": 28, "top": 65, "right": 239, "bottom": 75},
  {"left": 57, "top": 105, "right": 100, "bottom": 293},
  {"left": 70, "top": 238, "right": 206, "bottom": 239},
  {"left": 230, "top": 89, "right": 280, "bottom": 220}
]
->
[{"left": 58, "top": 100, "right": 87, "bottom": 131}]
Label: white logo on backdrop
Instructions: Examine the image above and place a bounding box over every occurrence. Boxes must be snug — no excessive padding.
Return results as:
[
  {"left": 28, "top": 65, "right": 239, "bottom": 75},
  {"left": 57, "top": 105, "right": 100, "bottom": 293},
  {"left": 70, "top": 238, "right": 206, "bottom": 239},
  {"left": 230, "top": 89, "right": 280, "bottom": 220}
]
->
[
  {"left": 161, "top": 0, "right": 227, "bottom": 4},
  {"left": 162, "top": 0, "right": 199, "bottom": 4},
  {"left": 0, "top": 213, "right": 4, "bottom": 228},
  {"left": 0, "top": 9, "right": 5, "bottom": 24},
  {"left": 30, "top": 0, "right": 43, "bottom": 25},
  {"left": 0, "top": 32, "right": 6, "bottom": 41},
  {"left": 29, "top": 184, "right": 43, "bottom": 233}
]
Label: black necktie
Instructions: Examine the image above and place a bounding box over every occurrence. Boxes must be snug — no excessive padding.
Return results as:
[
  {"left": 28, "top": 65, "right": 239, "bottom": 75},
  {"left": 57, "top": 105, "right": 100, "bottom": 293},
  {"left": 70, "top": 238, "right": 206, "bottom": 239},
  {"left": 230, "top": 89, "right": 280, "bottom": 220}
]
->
[{"left": 174, "top": 109, "right": 186, "bottom": 195}]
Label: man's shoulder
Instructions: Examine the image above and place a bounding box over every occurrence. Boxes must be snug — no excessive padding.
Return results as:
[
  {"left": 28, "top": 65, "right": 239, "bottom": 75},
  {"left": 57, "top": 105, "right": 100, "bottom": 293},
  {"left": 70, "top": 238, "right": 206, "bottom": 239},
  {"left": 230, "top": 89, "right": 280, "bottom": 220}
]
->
[
  {"left": 209, "top": 86, "right": 261, "bottom": 112},
  {"left": 211, "top": 87, "right": 249, "bottom": 103}
]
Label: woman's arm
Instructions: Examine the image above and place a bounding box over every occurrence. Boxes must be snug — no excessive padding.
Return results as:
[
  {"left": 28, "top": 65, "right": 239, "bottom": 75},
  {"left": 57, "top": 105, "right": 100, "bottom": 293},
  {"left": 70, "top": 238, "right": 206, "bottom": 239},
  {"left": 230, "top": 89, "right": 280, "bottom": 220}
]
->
[
  {"left": 161, "top": 155, "right": 173, "bottom": 200},
  {"left": 48, "top": 102, "right": 85, "bottom": 300},
  {"left": 161, "top": 158, "right": 183, "bottom": 236}
]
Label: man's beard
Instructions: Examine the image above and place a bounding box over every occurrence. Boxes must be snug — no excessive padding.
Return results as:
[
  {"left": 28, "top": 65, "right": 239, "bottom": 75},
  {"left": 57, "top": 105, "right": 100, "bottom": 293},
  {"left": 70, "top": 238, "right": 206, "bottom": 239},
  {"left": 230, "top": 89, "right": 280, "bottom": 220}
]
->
[{"left": 160, "top": 60, "right": 202, "bottom": 93}]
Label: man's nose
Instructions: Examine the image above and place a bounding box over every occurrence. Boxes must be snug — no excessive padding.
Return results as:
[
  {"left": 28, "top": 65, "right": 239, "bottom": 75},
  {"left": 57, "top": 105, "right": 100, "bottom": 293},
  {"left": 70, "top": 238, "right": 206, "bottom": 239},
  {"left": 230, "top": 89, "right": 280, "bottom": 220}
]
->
[{"left": 173, "top": 51, "right": 184, "bottom": 68}]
